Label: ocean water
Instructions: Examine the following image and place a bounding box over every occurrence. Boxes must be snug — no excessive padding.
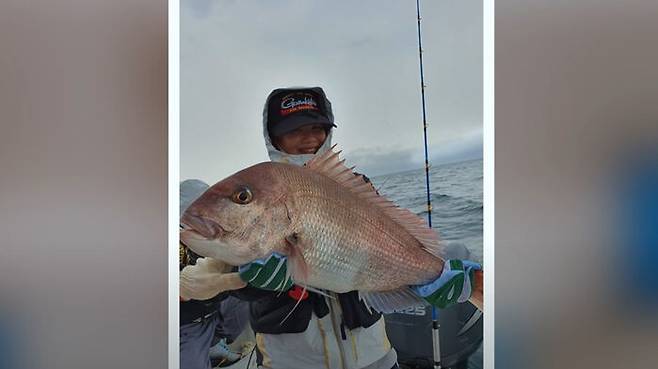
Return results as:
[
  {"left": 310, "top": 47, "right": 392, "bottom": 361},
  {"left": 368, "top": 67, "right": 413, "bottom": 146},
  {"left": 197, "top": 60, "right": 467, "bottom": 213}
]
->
[
  {"left": 372, "top": 158, "right": 483, "bottom": 263},
  {"left": 372, "top": 159, "right": 483, "bottom": 369}
]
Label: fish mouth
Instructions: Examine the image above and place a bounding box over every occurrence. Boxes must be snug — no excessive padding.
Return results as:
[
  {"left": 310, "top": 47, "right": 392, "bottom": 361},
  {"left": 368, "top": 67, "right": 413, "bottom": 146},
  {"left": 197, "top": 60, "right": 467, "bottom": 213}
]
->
[
  {"left": 180, "top": 213, "right": 229, "bottom": 240},
  {"left": 179, "top": 227, "right": 254, "bottom": 266}
]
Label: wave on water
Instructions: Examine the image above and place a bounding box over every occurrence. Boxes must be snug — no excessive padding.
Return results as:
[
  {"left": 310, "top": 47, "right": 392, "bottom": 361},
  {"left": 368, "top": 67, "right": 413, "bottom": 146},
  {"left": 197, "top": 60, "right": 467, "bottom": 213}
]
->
[{"left": 372, "top": 159, "right": 483, "bottom": 263}]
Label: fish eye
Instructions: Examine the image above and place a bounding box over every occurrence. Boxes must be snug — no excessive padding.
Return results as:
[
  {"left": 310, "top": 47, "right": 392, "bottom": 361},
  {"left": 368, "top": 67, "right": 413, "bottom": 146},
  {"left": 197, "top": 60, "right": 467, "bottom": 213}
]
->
[{"left": 231, "top": 187, "right": 253, "bottom": 204}]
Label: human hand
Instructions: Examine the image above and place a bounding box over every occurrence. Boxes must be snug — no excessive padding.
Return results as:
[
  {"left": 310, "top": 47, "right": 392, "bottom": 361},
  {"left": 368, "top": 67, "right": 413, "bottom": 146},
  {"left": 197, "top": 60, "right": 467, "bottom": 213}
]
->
[
  {"left": 180, "top": 257, "right": 247, "bottom": 301},
  {"left": 238, "top": 252, "right": 294, "bottom": 291},
  {"left": 412, "top": 260, "right": 481, "bottom": 309}
]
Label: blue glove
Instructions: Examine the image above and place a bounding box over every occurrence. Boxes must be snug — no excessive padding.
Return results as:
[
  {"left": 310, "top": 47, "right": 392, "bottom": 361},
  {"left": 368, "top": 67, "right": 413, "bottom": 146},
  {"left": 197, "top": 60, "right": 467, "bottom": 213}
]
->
[
  {"left": 412, "top": 260, "right": 481, "bottom": 309},
  {"left": 238, "top": 253, "right": 294, "bottom": 291}
]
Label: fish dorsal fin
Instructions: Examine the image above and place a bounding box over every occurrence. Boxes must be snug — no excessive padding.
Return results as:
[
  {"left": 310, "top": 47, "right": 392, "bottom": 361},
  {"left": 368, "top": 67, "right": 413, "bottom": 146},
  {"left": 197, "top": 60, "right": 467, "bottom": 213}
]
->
[{"left": 305, "top": 145, "right": 444, "bottom": 259}]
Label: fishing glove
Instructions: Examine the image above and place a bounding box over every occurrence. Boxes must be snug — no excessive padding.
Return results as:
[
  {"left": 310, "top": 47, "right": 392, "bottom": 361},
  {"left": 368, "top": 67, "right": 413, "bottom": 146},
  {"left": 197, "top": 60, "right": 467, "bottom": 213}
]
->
[
  {"left": 180, "top": 257, "right": 247, "bottom": 301},
  {"left": 412, "top": 260, "right": 481, "bottom": 309},
  {"left": 239, "top": 252, "right": 294, "bottom": 292}
]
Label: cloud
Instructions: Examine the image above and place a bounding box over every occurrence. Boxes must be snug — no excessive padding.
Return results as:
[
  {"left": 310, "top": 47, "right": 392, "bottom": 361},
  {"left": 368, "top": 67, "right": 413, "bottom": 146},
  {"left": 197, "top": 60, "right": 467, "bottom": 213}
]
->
[
  {"left": 181, "top": 0, "right": 218, "bottom": 18},
  {"left": 346, "top": 147, "right": 417, "bottom": 177},
  {"left": 428, "top": 129, "right": 483, "bottom": 166},
  {"left": 346, "top": 128, "right": 483, "bottom": 177},
  {"left": 181, "top": 0, "right": 483, "bottom": 181}
]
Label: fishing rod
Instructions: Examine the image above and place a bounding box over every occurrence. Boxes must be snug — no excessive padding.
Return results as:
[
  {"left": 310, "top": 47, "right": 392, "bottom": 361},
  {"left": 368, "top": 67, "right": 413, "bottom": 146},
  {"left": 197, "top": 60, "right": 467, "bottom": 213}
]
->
[{"left": 414, "top": 0, "right": 441, "bottom": 368}]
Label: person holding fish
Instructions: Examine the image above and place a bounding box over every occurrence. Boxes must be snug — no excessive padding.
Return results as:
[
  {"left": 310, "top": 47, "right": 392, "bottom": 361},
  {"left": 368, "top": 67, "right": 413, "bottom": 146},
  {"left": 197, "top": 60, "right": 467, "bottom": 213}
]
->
[{"left": 180, "top": 86, "right": 482, "bottom": 369}]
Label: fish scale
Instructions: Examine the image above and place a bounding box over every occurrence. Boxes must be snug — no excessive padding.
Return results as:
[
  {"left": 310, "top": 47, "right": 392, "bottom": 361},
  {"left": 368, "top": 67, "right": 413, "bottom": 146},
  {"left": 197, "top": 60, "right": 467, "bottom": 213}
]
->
[{"left": 279, "top": 164, "right": 442, "bottom": 292}]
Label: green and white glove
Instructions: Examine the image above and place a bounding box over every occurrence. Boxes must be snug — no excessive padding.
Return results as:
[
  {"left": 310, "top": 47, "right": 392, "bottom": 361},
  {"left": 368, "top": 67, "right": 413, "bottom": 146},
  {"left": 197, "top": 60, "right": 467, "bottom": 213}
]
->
[
  {"left": 238, "top": 252, "right": 294, "bottom": 291},
  {"left": 412, "top": 260, "right": 481, "bottom": 309}
]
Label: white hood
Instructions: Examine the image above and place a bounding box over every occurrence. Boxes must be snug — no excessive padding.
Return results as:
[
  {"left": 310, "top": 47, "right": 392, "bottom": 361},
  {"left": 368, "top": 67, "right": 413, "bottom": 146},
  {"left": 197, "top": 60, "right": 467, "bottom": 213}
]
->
[
  {"left": 179, "top": 179, "right": 209, "bottom": 219},
  {"left": 262, "top": 86, "right": 335, "bottom": 166}
]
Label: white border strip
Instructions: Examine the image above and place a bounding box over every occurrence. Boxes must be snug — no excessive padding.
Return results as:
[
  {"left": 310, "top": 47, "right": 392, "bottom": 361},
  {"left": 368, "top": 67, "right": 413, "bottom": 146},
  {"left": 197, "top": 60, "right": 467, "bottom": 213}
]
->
[
  {"left": 168, "top": 0, "right": 180, "bottom": 368},
  {"left": 168, "top": 2, "right": 494, "bottom": 368},
  {"left": 483, "top": 0, "right": 495, "bottom": 368}
]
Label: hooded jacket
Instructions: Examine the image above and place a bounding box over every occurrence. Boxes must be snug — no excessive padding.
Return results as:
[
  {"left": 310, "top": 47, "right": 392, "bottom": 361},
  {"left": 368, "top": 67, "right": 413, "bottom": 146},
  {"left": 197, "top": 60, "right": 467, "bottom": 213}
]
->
[
  {"left": 262, "top": 86, "right": 336, "bottom": 166},
  {"left": 240, "top": 87, "right": 398, "bottom": 369}
]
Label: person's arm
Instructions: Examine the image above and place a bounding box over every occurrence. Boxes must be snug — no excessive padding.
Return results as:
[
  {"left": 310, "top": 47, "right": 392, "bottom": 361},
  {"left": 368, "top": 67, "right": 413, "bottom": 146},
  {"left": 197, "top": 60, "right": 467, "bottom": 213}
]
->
[
  {"left": 200, "top": 252, "right": 295, "bottom": 302},
  {"left": 237, "top": 252, "right": 483, "bottom": 310},
  {"left": 180, "top": 257, "right": 247, "bottom": 301},
  {"left": 237, "top": 252, "right": 294, "bottom": 292},
  {"left": 411, "top": 260, "right": 482, "bottom": 310}
]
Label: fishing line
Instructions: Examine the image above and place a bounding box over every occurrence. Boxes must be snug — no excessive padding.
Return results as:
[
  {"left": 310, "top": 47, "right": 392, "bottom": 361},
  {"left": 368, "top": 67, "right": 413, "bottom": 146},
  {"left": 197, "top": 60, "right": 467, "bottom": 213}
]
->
[
  {"left": 246, "top": 344, "right": 256, "bottom": 368},
  {"left": 373, "top": 176, "right": 393, "bottom": 194},
  {"left": 278, "top": 285, "right": 308, "bottom": 326},
  {"left": 414, "top": 1, "right": 441, "bottom": 368}
]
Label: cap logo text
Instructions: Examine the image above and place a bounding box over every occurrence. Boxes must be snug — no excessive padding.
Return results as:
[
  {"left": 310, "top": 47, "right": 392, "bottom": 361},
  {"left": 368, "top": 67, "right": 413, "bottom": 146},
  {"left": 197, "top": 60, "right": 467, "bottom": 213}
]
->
[{"left": 280, "top": 93, "right": 319, "bottom": 116}]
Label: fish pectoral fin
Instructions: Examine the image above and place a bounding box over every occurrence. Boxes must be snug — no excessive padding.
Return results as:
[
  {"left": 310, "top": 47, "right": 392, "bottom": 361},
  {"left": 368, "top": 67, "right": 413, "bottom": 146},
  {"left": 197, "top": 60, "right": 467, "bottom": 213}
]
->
[
  {"left": 284, "top": 232, "right": 311, "bottom": 284},
  {"left": 359, "top": 288, "right": 426, "bottom": 314},
  {"left": 284, "top": 232, "right": 300, "bottom": 246}
]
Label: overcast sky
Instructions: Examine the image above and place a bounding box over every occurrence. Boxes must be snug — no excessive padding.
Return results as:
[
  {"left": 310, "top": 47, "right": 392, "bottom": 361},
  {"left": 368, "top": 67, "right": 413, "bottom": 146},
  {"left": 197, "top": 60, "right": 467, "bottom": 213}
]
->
[{"left": 181, "top": 0, "right": 482, "bottom": 182}]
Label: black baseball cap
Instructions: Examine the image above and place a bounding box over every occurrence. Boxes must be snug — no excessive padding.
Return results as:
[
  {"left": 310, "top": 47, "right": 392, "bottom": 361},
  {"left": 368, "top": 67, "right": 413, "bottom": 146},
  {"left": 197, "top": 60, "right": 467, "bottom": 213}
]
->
[{"left": 267, "top": 88, "right": 336, "bottom": 137}]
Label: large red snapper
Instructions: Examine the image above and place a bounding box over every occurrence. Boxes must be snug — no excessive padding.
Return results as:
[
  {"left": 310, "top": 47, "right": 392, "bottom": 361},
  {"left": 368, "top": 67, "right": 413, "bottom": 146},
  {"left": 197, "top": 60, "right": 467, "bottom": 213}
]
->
[{"left": 180, "top": 147, "right": 483, "bottom": 312}]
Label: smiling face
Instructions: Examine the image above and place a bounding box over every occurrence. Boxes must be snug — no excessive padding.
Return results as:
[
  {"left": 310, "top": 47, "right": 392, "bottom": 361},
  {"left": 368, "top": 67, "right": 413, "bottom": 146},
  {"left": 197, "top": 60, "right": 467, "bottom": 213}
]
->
[{"left": 272, "top": 124, "right": 328, "bottom": 155}]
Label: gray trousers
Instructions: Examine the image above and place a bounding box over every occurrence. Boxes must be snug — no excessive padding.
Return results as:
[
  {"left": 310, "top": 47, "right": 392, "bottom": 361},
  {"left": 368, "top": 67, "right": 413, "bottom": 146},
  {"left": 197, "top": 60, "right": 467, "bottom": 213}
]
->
[
  {"left": 180, "top": 296, "right": 250, "bottom": 369},
  {"left": 180, "top": 314, "right": 218, "bottom": 369}
]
